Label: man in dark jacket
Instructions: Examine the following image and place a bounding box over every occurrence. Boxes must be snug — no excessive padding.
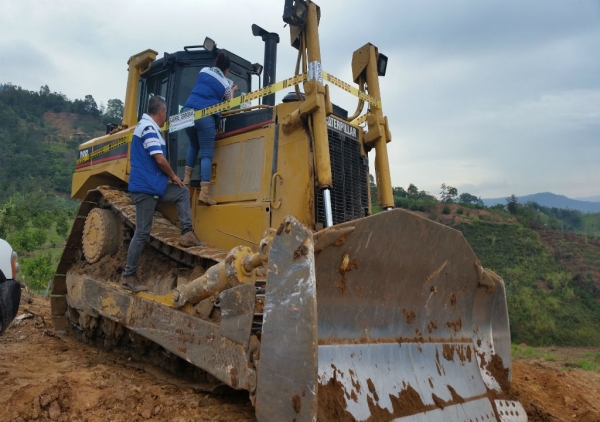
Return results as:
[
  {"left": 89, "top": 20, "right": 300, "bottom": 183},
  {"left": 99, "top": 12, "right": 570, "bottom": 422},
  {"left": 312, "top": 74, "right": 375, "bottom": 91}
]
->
[{"left": 121, "top": 96, "right": 201, "bottom": 292}]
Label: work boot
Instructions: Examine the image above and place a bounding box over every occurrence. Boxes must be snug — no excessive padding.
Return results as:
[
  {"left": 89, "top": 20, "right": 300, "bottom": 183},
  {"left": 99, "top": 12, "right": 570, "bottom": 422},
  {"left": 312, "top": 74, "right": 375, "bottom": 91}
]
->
[
  {"left": 179, "top": 230, "right": 203, "bottom": 248},
  {"left": 198, "top": 182, "right": 216, "bottom": 206},
  {"left": 183, "top": 166, "right": 193, "bottom": 186},
  {"left": 120, "top": 273, "right": 148, "bottom": 292}
]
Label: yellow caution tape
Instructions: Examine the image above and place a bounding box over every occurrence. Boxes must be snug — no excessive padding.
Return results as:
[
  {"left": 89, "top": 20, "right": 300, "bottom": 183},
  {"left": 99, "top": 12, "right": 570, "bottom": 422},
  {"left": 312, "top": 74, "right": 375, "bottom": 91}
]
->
[
  {"left": 166, "top": 72, "right": 309, "bottom": 131},
  {"left": 321, "top": 71, "right": 382, "bottom": 109},
  {"left": 77, "top": 70, "right": 381, "bottom": 165},
  {"left": 351, "top": 114, "right": 368, "bottom": 126}
]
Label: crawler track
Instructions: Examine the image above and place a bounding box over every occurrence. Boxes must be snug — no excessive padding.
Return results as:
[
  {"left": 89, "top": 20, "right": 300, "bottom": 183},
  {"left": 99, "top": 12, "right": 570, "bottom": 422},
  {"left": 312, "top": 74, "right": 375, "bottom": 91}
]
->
[{"left": 50, "top": 186, "right": 265, "bottom": 383}]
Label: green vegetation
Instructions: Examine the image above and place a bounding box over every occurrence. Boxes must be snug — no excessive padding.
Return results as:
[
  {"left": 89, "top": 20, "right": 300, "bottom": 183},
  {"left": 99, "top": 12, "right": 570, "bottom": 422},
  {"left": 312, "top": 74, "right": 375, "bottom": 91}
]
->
[
  {"left": 367, "top": 180, "right": 600, "bottom": 345},
  {"left": 457, "top": 220, "right": 600, "bottom": 346},
  {"left": 0, "top": 83, "right": 121, "bottom": 203},
  {"left": 0, "top": 191, "right": 78, "bottom": 291}
]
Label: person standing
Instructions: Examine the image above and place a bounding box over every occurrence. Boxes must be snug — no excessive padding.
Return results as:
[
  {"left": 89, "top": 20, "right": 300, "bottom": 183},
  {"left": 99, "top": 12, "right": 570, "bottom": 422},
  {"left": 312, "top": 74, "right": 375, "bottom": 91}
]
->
[
  {"left": 182, "top": 51, "right": 238, "bottom": 205},
  {"left": 121, "top": 96, "right": 202, "bottom": 292}
]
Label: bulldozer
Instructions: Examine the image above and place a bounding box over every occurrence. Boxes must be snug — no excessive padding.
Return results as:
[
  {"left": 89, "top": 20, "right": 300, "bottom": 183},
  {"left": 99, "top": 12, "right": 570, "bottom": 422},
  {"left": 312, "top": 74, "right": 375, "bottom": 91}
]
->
[{"left": 51, "top": 1, "right": 527, "bottom": 420}]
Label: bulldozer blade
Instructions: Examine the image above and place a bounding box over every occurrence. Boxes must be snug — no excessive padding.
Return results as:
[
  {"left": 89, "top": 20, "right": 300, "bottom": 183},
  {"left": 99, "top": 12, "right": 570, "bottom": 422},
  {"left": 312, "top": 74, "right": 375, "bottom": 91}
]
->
[
  {"left": 255, "top": 216, "right": 318, "bottom": 422},
  {"left": 313, "top": 209, "right": 524, "bottom": 421}
]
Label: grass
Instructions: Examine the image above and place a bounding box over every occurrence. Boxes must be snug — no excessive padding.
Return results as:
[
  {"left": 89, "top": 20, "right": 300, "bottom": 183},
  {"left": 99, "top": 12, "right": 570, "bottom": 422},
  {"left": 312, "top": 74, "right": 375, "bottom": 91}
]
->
[
  {"left": 511, "top": 345, "right": 557, "bottom": 362},
  {"left": 576, "top": 360, "right": 600, "bottom": 372}
]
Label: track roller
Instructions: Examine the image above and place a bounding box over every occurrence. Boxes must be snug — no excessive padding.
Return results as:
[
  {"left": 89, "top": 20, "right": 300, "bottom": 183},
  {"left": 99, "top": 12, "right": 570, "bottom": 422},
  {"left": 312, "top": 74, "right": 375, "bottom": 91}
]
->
[{"left": 82, "top": 208, "right": 122, "bottom": 263}]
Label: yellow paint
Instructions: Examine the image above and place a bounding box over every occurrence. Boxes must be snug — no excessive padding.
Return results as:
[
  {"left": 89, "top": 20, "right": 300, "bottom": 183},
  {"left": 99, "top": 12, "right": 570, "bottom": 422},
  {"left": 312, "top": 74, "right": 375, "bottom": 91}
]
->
[
  {"left": 351, "top": 43, "right": 394, "bottom": 208},
  {"left": 123, "top": 49, "right": 158, "bottom": 128},
  {"left": 101, "top": 296, "right": 122, "bottom": 316},
  {"left": 136, "top": 291, "right": 195, "bottom": 315},
  {"left": 69, "top": 23, "right": 390, "bottom": 251}
]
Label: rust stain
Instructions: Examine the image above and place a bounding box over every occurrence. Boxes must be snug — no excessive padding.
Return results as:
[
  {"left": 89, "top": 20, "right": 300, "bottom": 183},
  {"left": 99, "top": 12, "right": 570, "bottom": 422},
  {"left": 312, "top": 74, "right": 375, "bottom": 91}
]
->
[
  {"left": 450, "top": 293, "right": 457, "bottom": 306},
  {"left": 427, "top": 319, "right": 438, "bottom": 333}
]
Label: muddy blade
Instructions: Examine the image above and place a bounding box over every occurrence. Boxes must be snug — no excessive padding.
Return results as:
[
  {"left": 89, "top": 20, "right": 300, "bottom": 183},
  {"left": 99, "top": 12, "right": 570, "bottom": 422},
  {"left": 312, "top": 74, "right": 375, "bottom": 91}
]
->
[
  {"left": 314, "top": 209, "right": 524, "bottom": 421},
  {"left": 255, "top": 217, "right": 318, "bottom": 421}
]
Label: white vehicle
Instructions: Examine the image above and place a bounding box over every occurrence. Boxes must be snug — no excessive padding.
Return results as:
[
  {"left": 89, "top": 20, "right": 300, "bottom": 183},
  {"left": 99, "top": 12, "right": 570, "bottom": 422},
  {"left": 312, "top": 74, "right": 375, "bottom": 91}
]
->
[{"left": 0, "top": 238, "right": 21, "bottom": 335}]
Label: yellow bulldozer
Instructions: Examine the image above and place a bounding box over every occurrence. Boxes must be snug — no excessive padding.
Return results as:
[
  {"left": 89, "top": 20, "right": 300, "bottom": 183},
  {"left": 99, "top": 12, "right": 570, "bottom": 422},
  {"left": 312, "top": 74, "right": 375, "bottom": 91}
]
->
[{"left": 51, "top": 1, "right": 527, "bottom": 420}]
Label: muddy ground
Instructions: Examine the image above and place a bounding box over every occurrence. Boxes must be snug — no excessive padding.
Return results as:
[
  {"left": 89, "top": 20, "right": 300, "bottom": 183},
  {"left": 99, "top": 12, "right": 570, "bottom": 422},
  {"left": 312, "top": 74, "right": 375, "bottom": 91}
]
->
[{"left": 1, "top": 295, "right": 599, "bottom": 422}]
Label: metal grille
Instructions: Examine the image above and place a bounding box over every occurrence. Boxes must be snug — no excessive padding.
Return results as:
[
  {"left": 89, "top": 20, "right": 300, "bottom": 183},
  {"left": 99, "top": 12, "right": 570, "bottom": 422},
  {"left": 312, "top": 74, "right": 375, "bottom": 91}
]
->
[{"left": 316, "top": 129, "right": 369, "bottom": 226}]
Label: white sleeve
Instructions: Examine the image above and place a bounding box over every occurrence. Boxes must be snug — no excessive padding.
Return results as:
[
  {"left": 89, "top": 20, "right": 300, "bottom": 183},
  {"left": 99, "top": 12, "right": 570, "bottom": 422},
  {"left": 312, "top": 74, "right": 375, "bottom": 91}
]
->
[{"left": 223, "top": 85, "right": 233, "bottom": 101}]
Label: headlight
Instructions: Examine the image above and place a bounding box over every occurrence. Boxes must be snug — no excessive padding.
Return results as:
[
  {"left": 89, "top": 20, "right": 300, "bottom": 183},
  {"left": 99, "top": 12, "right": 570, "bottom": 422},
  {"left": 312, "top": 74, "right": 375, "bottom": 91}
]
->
[{"left": 11, "top": 250, "right": 19, "bottom": 278}]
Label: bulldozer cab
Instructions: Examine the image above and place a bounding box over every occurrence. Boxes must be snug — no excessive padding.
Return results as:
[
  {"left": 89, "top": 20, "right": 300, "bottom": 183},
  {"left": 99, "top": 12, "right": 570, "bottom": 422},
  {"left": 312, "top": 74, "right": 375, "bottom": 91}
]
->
[{"left": 135, "top": 46, "right": 254, "bottom": 182}]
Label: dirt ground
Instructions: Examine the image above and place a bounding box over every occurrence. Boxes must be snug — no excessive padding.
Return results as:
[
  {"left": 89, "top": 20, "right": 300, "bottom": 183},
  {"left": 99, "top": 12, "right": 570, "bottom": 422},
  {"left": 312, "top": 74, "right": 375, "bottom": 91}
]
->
[{"left": 1, "top": 296, "right": 599, "bottom": 422}]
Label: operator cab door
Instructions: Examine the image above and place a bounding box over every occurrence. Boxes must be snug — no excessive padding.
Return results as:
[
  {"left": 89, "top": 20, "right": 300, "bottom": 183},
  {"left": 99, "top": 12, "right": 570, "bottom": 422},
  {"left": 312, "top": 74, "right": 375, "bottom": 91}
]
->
[{"left": 169, "top": 61, "right": 252, "bottom": 184}]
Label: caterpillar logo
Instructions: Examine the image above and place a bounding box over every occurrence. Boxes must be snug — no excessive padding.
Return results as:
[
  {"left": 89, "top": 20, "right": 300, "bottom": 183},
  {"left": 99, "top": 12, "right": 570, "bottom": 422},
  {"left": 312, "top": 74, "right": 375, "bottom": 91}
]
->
[{"left": 327, "top": 116, "right": 358, "bottom": 140}]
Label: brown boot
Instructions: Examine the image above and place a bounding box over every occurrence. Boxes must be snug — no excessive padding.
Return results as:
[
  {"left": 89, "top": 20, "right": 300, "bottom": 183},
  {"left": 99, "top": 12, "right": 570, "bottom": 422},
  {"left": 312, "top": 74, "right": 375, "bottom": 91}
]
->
[
  {"left": 120, "top": 273, "right": 148, "bottom": 292},
  {"left": 179, "top": 230, "right": 203, "bottom": 248},
  {"left": 198, "top": 182, "right": 216, "bottom": 206},
  {"left": 183, "top": 166, "right": 193, "bottom": 186}
]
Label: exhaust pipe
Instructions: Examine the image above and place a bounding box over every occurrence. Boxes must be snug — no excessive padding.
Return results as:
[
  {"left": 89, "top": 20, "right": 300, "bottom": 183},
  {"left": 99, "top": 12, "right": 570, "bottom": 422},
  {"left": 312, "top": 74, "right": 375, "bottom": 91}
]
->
[{"left": 252, "top": 24, "right": 280, "bottom": 107}]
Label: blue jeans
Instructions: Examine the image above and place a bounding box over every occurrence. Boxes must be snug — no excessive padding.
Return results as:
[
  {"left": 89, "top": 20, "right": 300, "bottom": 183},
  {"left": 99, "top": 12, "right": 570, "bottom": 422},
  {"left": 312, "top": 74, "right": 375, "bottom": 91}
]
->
[
  {"left": 123, "top": 184, "right": 194, "bottom": 276},
  {"left": 184, "top": 108, "right": 217, "bottom": 183}
]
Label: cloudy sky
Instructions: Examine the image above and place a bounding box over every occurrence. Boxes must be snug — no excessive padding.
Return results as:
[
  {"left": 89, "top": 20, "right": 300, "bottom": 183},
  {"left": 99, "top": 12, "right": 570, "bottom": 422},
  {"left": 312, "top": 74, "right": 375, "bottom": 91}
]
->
[{"left": 1, "top": 0, "right": 599, "bottom": 199}]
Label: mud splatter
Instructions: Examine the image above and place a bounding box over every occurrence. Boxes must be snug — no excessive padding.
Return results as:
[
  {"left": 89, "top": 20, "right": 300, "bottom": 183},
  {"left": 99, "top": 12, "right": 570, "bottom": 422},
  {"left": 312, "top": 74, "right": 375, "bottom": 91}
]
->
[
  {"left": 442, "top": 344, "right": 454, "bottom": 362},
  {"left": 292, "top": 394, "right": 301, "bottom": 413},
  {"left": 335, "top": 253, "right": 358, "bottom": 294},
  {"left": 487, "top": 354, "right": 511, "bottom": 393},
  {"left": 293, "top": 241, "right": 309, "bottom": 260},
  {"left": 446, "top": 318, "right": 462, "bottom": 333},
  {"left": 316, "top": 372, "right": 355, "bottom": 422},
  {"left": 402, "top": 308, "right": 416, "bottom": 325},
  {"left": 366, "top": 379, "right": 379, "bottom": 402}
]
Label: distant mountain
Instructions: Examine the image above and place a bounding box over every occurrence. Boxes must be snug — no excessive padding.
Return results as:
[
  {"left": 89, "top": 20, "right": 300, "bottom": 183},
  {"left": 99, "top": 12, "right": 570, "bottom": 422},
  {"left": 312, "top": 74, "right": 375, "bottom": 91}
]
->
[
  {"left": 574, "top": 195, "right": 600, "bottom": 203},
  {"left": 482, "top": 192, "right": 600, "bottom": 213}
]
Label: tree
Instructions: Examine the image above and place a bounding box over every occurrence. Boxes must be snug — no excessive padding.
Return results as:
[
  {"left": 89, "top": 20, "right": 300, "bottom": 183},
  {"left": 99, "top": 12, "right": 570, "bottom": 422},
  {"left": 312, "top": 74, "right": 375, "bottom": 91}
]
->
[
  {"left": 506, "top": 194, "right": 519, "bottom": 215},
  {"left": 439, "top": 183, "right": 458, "bottom": 203},
  {"left": 369, "top": 174, "right": 378, "bottom": 206},
  {"left": 459, "top": 192, "right": 483, "bottom": 205},
  {"left": 20, "top": 253, "right": 54, "bottom": 291},
  {"left": 407, "top": 183, "right": 419, "bottom": 199},
  {"left": 105, "top": 98, "right": 124, "bottom": 122},
  {"left": 83, "top": 94, "right": 99, "bottom": 116},
  {"left": 392, "top": 186, "right": 407, "bottom": 198},
  {"left": 56, "top": 213, "right": 70, "bottom": 239}
]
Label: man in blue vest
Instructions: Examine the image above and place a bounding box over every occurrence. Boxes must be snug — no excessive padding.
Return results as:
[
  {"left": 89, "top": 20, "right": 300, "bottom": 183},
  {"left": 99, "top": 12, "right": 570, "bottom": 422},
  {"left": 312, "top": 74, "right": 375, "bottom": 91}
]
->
[{"left": 121, "top": 96, "right": 201, "bottom": 292}]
